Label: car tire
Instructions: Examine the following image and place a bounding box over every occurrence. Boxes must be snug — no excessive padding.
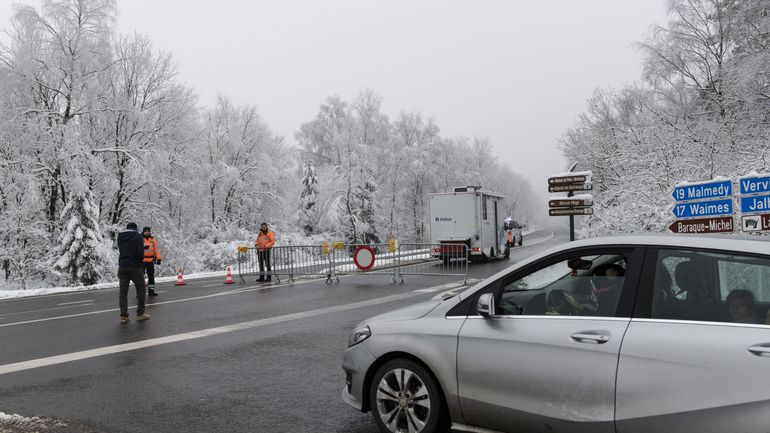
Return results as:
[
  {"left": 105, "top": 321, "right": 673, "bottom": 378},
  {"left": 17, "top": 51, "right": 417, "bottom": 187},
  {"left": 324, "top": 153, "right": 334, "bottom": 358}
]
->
[
  {"left": 369, "top": 359, "right": 447, "bottom": 433},
  {"left": 442, "top": 257, "right": 450, "bottom": 266}
]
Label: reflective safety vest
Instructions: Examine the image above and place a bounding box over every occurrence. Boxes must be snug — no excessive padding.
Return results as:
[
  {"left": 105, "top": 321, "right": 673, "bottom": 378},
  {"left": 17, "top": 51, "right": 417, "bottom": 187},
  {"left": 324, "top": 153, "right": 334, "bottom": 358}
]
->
[
  {"left": 143, "top": 237, "right": 161, "bottom": 263},
  {"left": 255, "top": 230, "right": 276, "bottom": 252}
]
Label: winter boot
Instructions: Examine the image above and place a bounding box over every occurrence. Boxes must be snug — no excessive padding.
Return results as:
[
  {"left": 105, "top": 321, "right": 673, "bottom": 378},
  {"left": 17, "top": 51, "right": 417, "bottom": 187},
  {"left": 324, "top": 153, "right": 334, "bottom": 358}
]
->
[
  {"left": 148, "top": 285, "right": 158, "bottom": 297},
  {"left": 137, "top": 313, "right": 151, "bottom": 321},
  {"left": 120, "top": 315, "right": 130, "bottom": 323}
]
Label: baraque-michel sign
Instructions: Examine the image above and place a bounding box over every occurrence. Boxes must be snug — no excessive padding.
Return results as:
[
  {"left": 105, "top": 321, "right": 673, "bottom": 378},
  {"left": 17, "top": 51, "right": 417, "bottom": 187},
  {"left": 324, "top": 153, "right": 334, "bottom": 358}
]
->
[{"left": 669, "top": 216, "right": 734, "bottom": 234}]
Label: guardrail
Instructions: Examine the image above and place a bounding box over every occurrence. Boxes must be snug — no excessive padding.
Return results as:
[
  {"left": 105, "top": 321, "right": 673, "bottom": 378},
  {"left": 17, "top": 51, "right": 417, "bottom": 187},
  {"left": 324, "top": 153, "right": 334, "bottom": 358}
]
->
[{"left": 237, "top": 242, "right": 468, "bottom": 285}]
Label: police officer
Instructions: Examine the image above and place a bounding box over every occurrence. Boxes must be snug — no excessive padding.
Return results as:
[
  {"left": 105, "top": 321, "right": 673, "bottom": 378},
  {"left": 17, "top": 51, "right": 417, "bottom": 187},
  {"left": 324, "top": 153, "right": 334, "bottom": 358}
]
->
[{"left": 142, "top": 227, "right": 162, "bottom": 296}]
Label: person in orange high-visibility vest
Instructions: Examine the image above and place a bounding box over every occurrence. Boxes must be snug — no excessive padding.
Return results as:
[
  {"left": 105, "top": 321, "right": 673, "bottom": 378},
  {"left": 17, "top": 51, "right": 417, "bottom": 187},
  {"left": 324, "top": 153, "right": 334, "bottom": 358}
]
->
[
  {"left": 142, "top": 227, "right": 162, "bottom": 296},
  {"left": 255, "top": 223, "right": 276, "bottom": 282}
]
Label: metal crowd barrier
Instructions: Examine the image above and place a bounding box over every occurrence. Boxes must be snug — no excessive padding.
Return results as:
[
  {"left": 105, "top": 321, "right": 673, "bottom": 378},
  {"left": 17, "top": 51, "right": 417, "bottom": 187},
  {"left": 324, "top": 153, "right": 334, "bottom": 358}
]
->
[
  {"left": 238, "top": 245, "right": 334, "bottom": 284},
  {"left": 394, "top": 243, "right": 468, "bottom": 284},
  {"left": 237, "top": 242, "right": 468, "bottom": 285}
]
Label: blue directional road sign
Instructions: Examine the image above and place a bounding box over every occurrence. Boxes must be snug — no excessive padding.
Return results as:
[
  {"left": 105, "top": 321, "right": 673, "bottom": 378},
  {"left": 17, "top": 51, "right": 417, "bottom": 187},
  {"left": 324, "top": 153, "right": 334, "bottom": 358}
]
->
[
  {"left": 740, "top": 194, "right": 770, "bottom": 214},
  {"left": 671, "top": 179, "right": 732, "bottom": 202},
  {"left": 672, "top": 198, "right": 733, "bottom": 219},
  {"left": 739, "top": 175, "right": 770, "bottom": 195}
]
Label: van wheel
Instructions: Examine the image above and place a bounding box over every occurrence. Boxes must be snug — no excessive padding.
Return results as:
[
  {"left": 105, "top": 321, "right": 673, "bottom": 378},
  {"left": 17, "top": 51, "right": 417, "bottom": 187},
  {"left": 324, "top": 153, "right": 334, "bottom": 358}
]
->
[{"left": 369, "top": 359, "right": 448, "bottom": 433}]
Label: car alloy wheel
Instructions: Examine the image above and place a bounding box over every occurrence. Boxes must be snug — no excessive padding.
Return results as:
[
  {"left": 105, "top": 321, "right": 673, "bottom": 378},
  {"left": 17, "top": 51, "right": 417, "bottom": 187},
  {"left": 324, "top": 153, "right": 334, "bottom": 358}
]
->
[{"left": 371, "top": 360, "right": 443, "bottom": 433}]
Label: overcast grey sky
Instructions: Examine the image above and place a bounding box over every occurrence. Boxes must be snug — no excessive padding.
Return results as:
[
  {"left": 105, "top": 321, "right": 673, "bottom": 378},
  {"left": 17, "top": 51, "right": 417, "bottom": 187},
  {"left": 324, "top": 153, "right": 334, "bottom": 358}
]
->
[{"left": 0, "top": 0, "right": 668, "bottom": 196}]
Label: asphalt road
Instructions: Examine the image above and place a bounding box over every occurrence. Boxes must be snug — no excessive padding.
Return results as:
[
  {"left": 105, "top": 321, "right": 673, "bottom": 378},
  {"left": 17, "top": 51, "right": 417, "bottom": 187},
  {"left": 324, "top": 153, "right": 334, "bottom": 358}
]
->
[{"left": 0, "top": 230, "right": 565, "bottom": 433}]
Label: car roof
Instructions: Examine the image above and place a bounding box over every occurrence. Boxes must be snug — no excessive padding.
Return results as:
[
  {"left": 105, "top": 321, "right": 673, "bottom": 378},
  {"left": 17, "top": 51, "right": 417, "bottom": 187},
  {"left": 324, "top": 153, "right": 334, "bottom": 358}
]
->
[
  {"left": 567, "top": 233, "right": 770, "bottom": 255},
  {"left": 456, "top": 233, "right": 770, "bottom": 301}
]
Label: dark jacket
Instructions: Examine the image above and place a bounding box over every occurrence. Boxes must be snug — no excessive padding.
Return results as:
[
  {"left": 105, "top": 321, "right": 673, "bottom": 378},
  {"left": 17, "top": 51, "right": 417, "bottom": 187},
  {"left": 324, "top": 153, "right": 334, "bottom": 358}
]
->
[{"left": 118, "top": 229, "right": 145, "bottom": 268}]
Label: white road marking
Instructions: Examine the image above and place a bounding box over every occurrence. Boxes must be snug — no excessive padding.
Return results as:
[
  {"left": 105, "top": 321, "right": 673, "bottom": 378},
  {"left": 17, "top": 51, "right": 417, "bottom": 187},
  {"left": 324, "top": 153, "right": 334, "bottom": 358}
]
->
[
  {"left": 413, "top": 282, "right": 465, "bottom": 293},
  {"left": 0, "top": 278, "right": 338, "bottom": 329},
  {"left": 56, "top": 300, "right": 94, "bottom": 306},
  {"left": 0, "top": 303, "right": 98, "bottom": 319},
  {"left": 0, "top": 283, "right": 465, "bottom": 376},
  {"left": 521, "top": 232, "right": 555, "bottom": 247}
]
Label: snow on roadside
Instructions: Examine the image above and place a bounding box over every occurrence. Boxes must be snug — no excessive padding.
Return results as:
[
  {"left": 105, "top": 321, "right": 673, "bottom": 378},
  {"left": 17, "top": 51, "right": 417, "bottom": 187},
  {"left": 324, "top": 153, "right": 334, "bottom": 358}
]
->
[
  {"left": 0, "top": 411, "right": 42, "bottom": 427},
  {"left": 0, "top": 268, "right": 233, "bottom": 300}
]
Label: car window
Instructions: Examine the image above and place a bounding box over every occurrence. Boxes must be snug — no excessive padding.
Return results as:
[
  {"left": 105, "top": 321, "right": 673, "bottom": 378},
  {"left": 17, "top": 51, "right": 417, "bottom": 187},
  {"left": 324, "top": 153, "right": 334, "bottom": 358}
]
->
[
  {"left": 652, "top": 249, "right": 770, "bottom": 325},
  {"left": 498, "top": 253, "right": 629, "bottom": 317}
]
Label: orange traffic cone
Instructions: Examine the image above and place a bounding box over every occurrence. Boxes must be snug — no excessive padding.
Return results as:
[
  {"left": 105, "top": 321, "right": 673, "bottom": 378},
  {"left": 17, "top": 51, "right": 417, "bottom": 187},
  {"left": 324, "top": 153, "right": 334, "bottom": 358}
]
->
[
  {"left": 175, "top": 269, "right": 186, "bottom": 286},
  {"left": 224, "top": 266, "right": 235, "bottom": 284}
]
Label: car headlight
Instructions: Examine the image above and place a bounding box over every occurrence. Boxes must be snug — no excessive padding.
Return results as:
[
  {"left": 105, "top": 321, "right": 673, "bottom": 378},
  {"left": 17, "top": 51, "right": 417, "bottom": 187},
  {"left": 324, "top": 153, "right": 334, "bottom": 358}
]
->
[{"left": 348, "top": 325, "right": 371, "bottom": 347}]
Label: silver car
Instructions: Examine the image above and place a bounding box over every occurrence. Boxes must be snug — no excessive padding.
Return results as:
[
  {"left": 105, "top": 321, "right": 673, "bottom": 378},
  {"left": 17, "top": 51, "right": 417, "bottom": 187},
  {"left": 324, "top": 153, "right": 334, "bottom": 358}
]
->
[{"left": 342, "top": 235, "right": 770, "bottom": 433}]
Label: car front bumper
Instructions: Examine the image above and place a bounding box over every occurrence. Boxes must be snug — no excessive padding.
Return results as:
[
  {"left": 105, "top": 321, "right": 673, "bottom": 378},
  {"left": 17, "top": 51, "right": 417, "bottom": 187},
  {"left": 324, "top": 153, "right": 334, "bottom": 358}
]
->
[{"left": 341, "top": 341, "right": 377, "bottom": 412}]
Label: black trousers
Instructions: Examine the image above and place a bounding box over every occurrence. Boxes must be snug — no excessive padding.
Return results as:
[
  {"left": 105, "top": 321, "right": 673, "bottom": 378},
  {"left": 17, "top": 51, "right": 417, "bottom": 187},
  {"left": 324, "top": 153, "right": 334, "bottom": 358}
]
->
[
  {"left": 144, "top": 262, "right": 155, "bottom": 286},
  {"left": 119, "top": 266, "right": 145, "bottom": 316},
  {"left": 258, "top": 250, "right": 272, "bottom": 280}
]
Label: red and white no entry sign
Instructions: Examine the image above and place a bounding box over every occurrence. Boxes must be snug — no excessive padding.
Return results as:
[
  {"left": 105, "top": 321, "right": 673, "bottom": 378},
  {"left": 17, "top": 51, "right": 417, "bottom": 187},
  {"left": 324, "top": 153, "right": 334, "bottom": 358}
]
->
[{"left": 353, "top": 246, "right": 376, "bottom": 271}]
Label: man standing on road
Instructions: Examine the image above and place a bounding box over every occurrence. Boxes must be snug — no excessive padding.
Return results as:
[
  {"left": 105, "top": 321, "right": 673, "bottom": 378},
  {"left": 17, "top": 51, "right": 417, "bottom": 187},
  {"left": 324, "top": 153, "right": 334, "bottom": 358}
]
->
[
  {"left": 118, "top": 222, "right": 150, "bottom": 323},
  {"left": 255, "top": 223, "right": 275, "bottom": 282},
  {"left": 142, "top": 227, "right": 162, "bottom": 297}
]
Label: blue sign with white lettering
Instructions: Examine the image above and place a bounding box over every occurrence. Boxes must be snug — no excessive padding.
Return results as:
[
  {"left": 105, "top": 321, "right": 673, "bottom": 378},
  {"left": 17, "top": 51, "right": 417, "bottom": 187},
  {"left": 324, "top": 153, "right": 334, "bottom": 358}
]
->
[
  {"left": 672, "top": 198, "right": 733, "bottom": 219},
  {"left": 671, "top": 180, "right": 732, "bottom": 202},
  {"left": 741, "top": 195, "right": 770, "bottom": 214},
  {"left": 740, "top": 175, "right": 770, "bottom": 195}
]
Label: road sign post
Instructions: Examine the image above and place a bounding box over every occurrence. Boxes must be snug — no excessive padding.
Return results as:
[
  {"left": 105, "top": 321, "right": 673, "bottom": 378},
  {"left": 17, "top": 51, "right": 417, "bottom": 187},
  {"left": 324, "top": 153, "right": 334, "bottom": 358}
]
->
[
  {"left": 548, "top": 164, "right": 592, "bottom": 241},
  {"left": 669, "top": 178, "right": 735, "bottom": 234}
]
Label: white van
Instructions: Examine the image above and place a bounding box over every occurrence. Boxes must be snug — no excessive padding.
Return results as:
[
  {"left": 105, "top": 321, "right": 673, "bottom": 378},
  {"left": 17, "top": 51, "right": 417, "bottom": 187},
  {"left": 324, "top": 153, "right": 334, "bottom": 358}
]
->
[{"left": 428, "top": 186, "right": 506, "bottom": 261}]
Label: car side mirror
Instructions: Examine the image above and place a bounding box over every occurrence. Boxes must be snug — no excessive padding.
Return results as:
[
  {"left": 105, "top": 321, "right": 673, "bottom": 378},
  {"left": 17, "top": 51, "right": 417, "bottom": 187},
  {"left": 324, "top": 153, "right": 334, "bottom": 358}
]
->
[{"left": 476, "top": 293, "right": 496, "bottom": 318}]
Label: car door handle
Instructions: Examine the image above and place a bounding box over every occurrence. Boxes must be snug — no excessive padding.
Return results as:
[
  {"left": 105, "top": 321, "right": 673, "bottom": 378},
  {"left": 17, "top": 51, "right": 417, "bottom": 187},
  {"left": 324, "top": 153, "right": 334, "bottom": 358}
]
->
[
  {"left": 570, "top": 331, "right": 610, "bottom": 344},
  {"left": 747, "top": 344, "right": 770, "bottom": 356}
]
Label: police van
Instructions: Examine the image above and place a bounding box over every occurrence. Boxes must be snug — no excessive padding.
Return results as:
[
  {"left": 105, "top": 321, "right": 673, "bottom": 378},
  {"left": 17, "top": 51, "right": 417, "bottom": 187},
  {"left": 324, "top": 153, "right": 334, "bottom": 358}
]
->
[{"left": 428, "top": 186, "right": 507, "bottom": 262}]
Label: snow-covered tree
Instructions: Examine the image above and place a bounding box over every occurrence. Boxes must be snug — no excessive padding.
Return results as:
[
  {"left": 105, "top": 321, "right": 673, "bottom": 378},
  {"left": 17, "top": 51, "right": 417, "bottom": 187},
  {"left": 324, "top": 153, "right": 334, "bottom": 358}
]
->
[
  {"left": 53, "top": 177, "right": 108, "bottom": 286},
  {"left": 561, "top": 0, "right": 770, "bottom": 236},
  {"left": 298, "top": 160, "right": 319, "bottom": 236},
  {"left": 355, "top": 175, "right": 380, "bottom": 244}
]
